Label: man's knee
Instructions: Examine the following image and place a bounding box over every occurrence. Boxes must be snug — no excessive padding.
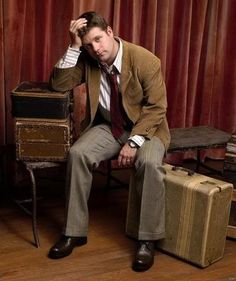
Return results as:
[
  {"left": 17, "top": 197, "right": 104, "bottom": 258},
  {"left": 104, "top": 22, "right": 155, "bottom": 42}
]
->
[
  {"left": 135, "top": 155, "right": 162, "bottom": 171},
  {"left": 68, "top": 144, "right": 93, "bottom": 165}
]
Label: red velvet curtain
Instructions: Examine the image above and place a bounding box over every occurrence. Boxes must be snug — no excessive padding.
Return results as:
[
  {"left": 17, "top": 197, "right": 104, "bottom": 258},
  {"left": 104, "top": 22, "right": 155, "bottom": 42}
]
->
[{"left": 1, "top": 0, "right": 236, "bottom": 146}]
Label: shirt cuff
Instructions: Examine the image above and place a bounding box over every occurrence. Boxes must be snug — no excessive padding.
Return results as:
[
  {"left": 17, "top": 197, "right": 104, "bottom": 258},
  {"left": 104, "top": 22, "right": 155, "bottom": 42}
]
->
[
  {"left": 56, "top": 46, "right": 81, "bottom": 68},
  {"left": 128, "top": 135, "right": 145, "bottom": 147}
]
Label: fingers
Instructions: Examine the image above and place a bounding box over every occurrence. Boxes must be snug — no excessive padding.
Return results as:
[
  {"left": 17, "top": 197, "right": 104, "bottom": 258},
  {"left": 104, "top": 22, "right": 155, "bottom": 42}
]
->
[
  {"left": 118, "top": 144, "right": 137, "bottom": 167},
  {"left": 69, "top": 18, "right": 87, "bottom": 48},
  {"left": 118, "top": 155, "right": 134, "bottom": 167},
  {"left": 70, "top": 18, "right": 87, "bottom": 35}
]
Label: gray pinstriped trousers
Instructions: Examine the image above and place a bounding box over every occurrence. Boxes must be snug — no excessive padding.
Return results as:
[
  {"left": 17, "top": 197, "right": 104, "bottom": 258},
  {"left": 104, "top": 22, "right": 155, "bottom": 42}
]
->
[{"left": 63, "top": 123, "right": 165, "bottom": 241}]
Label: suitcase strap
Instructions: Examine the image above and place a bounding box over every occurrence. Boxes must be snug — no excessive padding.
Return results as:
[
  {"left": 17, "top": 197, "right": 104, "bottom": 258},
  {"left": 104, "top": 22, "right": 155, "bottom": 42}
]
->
[{"left": 175, "top": 175, "right": 221, "bottom": 258}]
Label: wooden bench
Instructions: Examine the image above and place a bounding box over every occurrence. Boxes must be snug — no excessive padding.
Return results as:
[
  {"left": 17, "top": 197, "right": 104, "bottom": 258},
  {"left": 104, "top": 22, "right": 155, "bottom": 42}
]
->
[{"left": 168, "top": 126, "right": 231, "bottom": 173}]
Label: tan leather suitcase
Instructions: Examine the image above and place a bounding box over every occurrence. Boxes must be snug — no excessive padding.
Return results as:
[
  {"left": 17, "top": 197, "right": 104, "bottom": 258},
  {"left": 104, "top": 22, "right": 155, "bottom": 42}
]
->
[
  {"left": 157, "top": 164, "right": 233, "bottom": 268},
  {"left": 15, "top": 118, "right": 72, "bottom": 162}
]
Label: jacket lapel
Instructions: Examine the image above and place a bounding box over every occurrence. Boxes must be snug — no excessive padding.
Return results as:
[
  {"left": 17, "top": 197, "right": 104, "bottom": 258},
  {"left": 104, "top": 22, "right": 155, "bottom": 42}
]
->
[
  {"left": 120, "top": 40, "right": 132, "bottom": 95},
  {"left": 87, "top": 65, "right": 101, "bottom": 121}
]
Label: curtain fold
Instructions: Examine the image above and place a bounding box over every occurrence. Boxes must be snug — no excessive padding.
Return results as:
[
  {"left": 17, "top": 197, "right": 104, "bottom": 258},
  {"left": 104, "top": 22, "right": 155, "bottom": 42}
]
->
[
  {"left": 1, "top": 0, "right": 236, "bottom": 147},
  {"left": 3, "top": 0, "right": 28, "bottom": 144},
  {"left": 0, "top": 0, "right": 5, "bottom": 145}
]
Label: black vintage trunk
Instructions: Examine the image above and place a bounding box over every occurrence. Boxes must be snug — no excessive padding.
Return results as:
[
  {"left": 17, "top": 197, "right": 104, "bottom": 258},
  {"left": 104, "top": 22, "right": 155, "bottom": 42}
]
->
[
  {"left": 11, "top": 81, "right": 72, "bottom": 119},
  {"left": 12, "top": 81, "right": 73, "bottom": 162}
]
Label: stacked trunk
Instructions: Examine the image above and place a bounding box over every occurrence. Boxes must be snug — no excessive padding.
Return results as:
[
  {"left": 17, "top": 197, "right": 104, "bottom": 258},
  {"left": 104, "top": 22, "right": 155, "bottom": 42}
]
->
[{"left": 12, "top": 81, "right": 73, "bottom": 162}]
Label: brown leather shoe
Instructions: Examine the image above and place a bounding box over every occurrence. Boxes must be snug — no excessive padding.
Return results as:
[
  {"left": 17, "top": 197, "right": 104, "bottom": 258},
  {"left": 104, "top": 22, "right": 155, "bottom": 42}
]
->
[
  {"left": 48, "top": 235, "right": 87, "bottom": 259},
  {"left": 132, "top": 241, "right": 155, "bottom": 272}
]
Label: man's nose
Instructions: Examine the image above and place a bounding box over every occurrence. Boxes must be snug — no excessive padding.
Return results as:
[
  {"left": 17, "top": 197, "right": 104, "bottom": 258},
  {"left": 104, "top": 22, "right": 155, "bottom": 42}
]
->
[{"left": 92, "top": 42, "right": 100, "bottom": 53}]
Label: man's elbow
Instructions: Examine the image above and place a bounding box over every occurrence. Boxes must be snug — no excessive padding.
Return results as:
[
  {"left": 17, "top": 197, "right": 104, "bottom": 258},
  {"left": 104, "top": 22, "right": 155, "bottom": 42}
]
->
[
  {"left": 49, "top": 72, "right": 71, "bottom": 92},
  {"left": 49, "top": 79, "right": 67, "bottom": 92}
]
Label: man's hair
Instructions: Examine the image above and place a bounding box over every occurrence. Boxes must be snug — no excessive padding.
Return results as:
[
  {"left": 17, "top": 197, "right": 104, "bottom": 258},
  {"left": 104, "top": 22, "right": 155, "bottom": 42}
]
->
[{"left": 78, "top": 11, "right": 109, "bottom": 38}]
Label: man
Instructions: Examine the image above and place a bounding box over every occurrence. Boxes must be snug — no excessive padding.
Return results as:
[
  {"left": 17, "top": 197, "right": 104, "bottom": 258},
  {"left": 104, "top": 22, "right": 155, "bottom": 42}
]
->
[{"left": 48, "top": 11, "right": 170, "bottom": 272}]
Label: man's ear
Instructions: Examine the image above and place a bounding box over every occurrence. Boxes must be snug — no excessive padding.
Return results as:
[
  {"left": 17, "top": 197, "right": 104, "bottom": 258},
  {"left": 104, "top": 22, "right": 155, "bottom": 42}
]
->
[{"left": 106, "top": 26, "right": 113, "bottom": 36}]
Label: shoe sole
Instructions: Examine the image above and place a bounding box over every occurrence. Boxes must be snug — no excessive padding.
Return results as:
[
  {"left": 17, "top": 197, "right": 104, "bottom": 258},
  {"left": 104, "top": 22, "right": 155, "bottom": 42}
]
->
[
  {"left": 48, "top": 238, "right": 87, "bottom": 259},
  {"left": 132, "top": 262, "right": 154, "bottom": 272}
]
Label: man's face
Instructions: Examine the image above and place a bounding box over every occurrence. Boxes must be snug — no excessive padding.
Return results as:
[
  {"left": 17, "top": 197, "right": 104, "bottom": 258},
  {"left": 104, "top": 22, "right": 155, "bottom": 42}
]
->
[{"left": 81, "top": 26, "right": 116, "bottom": 65}]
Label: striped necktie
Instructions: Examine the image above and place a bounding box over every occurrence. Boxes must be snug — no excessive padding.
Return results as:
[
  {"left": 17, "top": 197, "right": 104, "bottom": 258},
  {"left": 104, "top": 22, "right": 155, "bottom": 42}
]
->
[{"left": 101, "top": 66, "right": 124, "bottom": 139}]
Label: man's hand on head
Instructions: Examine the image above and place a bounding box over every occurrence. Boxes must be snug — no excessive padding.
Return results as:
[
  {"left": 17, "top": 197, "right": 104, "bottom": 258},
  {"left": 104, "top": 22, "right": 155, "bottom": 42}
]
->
[{"left": 69, "top": 18, "right": 87, "bottom": 49}]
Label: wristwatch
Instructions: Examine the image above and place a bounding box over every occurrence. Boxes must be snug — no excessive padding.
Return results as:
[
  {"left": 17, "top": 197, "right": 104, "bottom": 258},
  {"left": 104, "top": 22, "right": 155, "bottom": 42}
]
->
[{"left": 128, "top": 140, "right": 139, "bottom": 149}]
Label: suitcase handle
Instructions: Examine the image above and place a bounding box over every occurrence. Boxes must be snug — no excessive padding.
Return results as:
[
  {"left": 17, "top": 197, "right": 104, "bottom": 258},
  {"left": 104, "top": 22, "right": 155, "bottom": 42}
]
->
[
  {"left": 200, "top": 180, "right": 222, "bottom": 191},
  {"left": 171, "top": 166, "right": 195, "bottom": 176}
]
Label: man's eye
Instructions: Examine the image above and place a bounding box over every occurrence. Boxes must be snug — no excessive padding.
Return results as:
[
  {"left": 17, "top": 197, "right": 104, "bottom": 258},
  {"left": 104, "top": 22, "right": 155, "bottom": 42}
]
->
[{"left": 95, "top": 37, "right": 101, "bottom": 42}]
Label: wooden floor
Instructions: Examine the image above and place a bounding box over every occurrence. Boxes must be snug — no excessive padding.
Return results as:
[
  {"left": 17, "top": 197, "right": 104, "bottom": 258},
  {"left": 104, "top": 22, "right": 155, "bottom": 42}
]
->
[{"left": 0, "top": 161, "right": 236, "bottom": 281}]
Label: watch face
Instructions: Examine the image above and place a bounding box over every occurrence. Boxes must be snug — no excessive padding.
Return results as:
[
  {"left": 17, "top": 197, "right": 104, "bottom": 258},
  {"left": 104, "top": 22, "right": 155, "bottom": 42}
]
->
[{"left": 129, "top": 141, "right": 136, "bottom": 148}]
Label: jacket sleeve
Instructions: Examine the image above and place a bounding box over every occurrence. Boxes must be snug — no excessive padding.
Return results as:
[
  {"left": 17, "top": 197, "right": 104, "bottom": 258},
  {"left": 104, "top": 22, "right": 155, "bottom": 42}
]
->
[
  {"left": 130, "top": 57, "right": 168, "bottom": 139},
  {"left": 49, "top": 55, "right": 86, "bottom": 92}
]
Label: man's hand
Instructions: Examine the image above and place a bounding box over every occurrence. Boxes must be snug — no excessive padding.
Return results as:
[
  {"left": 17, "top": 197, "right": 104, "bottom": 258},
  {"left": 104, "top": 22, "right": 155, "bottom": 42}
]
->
[
  {"left": 118, "top": 143, "right": 138, "bottom": 167},
  {"left": 69, "top": 18, "right": 87, "bottom": 49}
]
